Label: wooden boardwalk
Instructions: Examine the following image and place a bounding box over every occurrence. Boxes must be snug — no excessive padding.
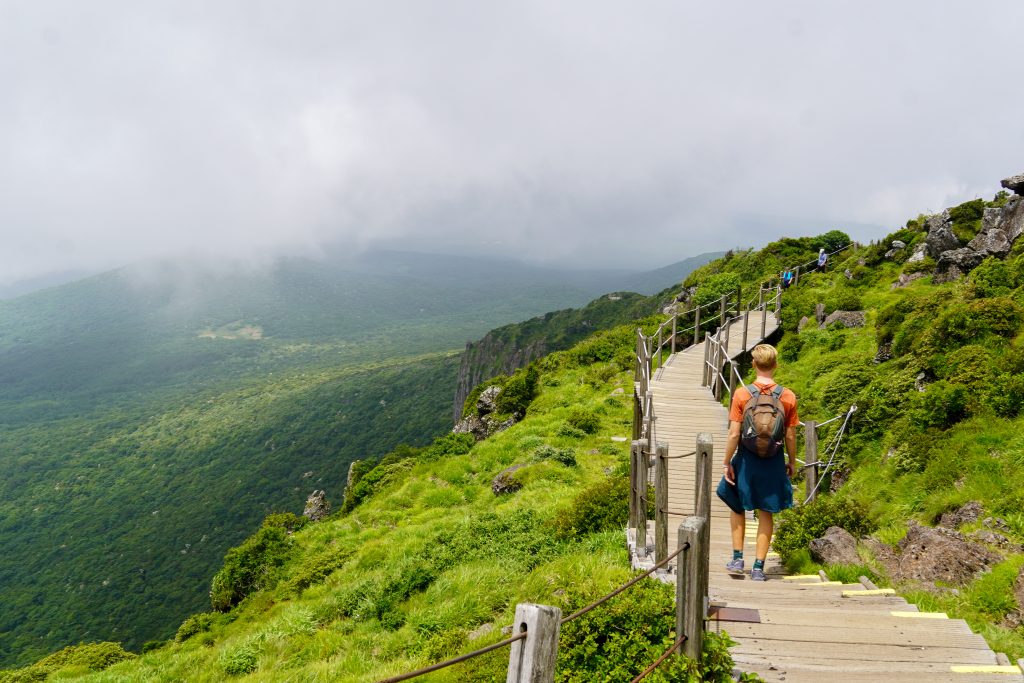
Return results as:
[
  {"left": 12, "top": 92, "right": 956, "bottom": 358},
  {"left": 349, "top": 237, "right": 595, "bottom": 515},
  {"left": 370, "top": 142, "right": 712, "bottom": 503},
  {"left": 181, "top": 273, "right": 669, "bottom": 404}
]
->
[{"left": 647, "top": 312, "right": 1023, "bottom": 682}]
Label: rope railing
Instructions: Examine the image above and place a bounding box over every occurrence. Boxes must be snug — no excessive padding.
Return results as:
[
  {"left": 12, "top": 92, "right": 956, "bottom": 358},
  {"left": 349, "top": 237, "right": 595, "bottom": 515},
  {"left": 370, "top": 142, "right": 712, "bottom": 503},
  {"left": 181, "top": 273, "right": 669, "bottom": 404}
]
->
[{"left": 376, "top": 631, "right": 528, "bottom": 683}]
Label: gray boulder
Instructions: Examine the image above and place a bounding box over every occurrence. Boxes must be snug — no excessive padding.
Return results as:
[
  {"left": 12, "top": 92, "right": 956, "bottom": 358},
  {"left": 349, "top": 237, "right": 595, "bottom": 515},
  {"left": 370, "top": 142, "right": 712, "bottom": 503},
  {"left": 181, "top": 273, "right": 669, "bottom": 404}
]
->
[
  {"left": 891, "top": 240, "right": 907, "bottom": 250},
  {"left": 983, "top": 207, "right": 1004, "bottom": 232},
  {"left": 874, "top": 341, "right": 893, "bottom": 364},
  {"left": 926, "top": 225, "right": 961, "bottom": 259},
  {"left": 935, "top": 247, "right": 984, "bottom": 282},
  {"left": 491, "top": 464, "right": 526, "bottom": 495},
  {"left": 477, "top": 386, "right": 502, "bottom": 415},
  {"left": 1002, "top": 195, "right": 1024, "bottom": 244},
  {"left": 821, "top": 310, "right": 865, "bottom": 329},
  {"left": 891, "top": 272, "right": 926, "bottom": 290},
  {"left": 906, "top": 243, "right": 927, "bottom": 264},
  {"left": 809, "top": 526, "right": 860, "bottom": 565},
  {"left": 939, "top": 501, "right": 983, "bottom": 529},
  {"left": 968, "top": 228, "right": 1011, "bottom": 258},
  {"left": 453, "top": 412, "right": 517, "bottom": 441},
  {"left": 303, "top": 490, "right": 331, "bottom": 521},
  {"left": 1001, "top": 173, "right": 1024, "bottom": 195},
  {"left": 895, "top": 521, "right": 1001, "bottom": 585},
  {"left": 798, "top": 315, "right": 811, "bottom": 332}
]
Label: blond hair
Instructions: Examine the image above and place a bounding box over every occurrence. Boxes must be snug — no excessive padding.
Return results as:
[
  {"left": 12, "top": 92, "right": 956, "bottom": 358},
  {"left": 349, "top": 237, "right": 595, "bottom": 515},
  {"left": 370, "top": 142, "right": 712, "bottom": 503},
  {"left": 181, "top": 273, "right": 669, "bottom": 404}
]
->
[{"left": 751, "top": 344, "right": 778, "bottom": 371}]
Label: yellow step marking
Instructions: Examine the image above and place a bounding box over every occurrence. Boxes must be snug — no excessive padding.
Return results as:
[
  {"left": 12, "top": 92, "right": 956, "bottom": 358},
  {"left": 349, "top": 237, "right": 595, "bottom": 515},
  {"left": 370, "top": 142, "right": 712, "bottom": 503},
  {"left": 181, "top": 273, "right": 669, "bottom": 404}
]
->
[
  {"left": 782, "top": 575, "right": 822, "bottom": 581},
  {"left": 949, "top": 665, "right": 1022, "bottom": 673},
  {"left": 802, "top": 581, "right": 843, "bottom": 586},
  {"left": 766, "top": 552, "right": 779, "bottom": 559},
  {"left": 843, "top": 588, "right": 896, "bottom": 597},
  {"left": 891, "top": 611, "right": 948, "bottom": 619}
]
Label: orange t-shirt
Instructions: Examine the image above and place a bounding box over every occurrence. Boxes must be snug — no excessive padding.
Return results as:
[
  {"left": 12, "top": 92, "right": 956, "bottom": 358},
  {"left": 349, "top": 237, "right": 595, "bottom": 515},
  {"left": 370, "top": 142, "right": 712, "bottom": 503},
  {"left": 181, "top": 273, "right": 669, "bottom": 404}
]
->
[{"left": 729, "top": 382, "right": 800, "bottom": 428}]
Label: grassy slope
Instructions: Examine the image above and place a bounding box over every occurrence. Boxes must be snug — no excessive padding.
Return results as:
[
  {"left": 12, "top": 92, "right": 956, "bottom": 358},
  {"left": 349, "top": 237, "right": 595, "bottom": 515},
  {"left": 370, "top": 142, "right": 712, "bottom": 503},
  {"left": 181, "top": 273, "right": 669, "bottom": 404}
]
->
[
  {"left": 0, "top": 249, "right": 682, "bottom": 667},
  {"left": 53, "top": 337, "right": 659, "bottom": 682}
]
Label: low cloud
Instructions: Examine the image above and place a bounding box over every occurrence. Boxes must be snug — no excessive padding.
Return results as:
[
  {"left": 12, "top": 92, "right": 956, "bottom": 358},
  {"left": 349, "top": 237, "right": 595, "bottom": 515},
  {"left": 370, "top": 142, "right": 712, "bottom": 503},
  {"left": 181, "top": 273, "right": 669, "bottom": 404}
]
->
[{"left": 1, "top": 1, "right": 1022, "bottom": 284}]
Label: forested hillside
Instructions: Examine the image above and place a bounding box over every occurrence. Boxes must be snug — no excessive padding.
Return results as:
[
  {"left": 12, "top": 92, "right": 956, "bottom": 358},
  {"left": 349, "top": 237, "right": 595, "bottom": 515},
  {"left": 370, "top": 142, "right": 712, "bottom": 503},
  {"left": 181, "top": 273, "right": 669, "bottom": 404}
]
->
[{"left": 0, "top": 249, "right": 709, "bottom": 667}]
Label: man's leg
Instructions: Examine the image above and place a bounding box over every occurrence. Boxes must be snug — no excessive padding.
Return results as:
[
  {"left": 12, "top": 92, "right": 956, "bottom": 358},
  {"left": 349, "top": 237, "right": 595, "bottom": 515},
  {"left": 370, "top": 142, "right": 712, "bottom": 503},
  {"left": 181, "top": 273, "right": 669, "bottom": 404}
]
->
[
  {"left": 751, "top": 510, "right": 774, "bottom": 580},
  {"left": 726, "top": 510, "right": 746, "bottom": 573}
]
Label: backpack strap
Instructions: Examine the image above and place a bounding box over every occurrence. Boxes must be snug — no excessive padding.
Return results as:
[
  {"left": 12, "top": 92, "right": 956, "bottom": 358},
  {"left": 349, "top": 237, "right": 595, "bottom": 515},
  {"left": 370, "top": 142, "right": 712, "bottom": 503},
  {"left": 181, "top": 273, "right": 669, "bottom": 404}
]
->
[{"left": 771, "top": 385, "right": 784, "bottom": 399}]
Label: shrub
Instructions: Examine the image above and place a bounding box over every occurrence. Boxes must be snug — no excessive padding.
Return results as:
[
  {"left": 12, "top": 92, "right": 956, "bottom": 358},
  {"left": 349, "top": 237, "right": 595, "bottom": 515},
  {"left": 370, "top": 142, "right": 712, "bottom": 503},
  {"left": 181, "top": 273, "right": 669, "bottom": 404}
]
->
[
  {"left": 909, "top": 381, "right": 967, "bottom": 429},
  {"left": 778, "top": 335, "right": 804, "bottom": 362},
  {"left": 693, "top": 272, "right": 742, "bottom": 307},
  {"left": 986, "top": 373, "right": 1024, "bottom": 418},
  {"left": 815, "top": 229, "right": 851, "bottom": 253},
  {"left": 534, "top": 444, "right": 577, "bottom": 467},
  {"left": 970, "top": 258, "right": 1013, "bottom": 298},
  {"left": 939, "top": 345, "right": 992, "bottom": 390},
  {"left": 824, "top": 287, "right": 863, "bottom": 314},
  {"left": 495, "top": 365, "right": 540, "bottom": 417},
  {"left": 818, "top": 364, "right": 874, "bottom": 415},
  {"left": 773, "top": 496, "right": 875, "bottom": 565},
  {"left": 261, "top": 512, "right": 306, "bottom": 533},
  {"left": 930, "top": 297, "right": 1022, "bottom": 349},
  {"left": 210, "top": 521, "right": 293, "bottom": 611},
  {"left": 550, "top": 476, "right": 629, "bottom": 540},
  {"left": 556, "top": 423, "right": 587, "bottom": 439},
  {"left": 887, "top": 429, "right": 936, "bottom": 474},
  {"left": 566, "top": 408, "right": 601, "bottom": 434},
  {"left": 175, "top": 612, "right": 214, "bottom": 643},
  {"left": 219, "top": 639, "right": 260, "bottom": 675}
]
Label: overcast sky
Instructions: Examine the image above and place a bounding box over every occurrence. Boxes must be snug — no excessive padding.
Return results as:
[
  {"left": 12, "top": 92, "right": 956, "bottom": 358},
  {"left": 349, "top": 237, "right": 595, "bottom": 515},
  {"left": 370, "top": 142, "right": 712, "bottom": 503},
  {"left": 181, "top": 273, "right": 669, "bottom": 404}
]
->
[{"left": 1, "top": 1, "right": 1022, "bottom": 284}]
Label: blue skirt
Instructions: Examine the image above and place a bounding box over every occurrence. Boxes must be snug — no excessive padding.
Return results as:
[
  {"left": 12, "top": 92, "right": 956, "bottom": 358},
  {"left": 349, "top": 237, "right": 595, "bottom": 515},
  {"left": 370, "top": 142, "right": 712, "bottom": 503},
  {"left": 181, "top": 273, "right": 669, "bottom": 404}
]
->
[{"left": 716, "top": 447, "right": 794, "bottom": 514}]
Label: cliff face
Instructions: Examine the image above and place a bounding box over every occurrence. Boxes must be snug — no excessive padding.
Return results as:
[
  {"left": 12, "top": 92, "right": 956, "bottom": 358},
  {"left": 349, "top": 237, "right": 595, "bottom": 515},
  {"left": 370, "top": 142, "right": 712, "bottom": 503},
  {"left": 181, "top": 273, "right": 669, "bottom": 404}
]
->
[
  {"left": 452, "top": 333, "right": 548, "bottom": 420},
  {"left": 451, "top": 291, "right": 674, "bottom": 421}
]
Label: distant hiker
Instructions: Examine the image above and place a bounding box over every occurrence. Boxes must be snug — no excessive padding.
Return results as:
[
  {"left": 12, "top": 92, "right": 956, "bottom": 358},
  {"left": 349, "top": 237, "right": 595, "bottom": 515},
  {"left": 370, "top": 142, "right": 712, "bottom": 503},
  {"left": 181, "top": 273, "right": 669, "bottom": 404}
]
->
[
  {"left": 781, "top": 270, "right": 794, "bottom": 289},
  {"left": 817, "top": 248, "right": 827, "bottom": 272},
  {"left": 716, "top": 343, "right": 799, "bottom": 581}
]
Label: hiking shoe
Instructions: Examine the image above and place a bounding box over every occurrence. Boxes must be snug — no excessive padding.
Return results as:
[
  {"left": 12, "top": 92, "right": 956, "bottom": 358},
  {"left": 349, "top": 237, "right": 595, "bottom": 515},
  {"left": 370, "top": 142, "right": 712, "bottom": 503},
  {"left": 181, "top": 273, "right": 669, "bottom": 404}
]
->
[
  {"left": 750, "top": 568, "right": 766, "bottom": 582},
  {"left": 725, "top": 558, "right": 744, "bottom": 574}
]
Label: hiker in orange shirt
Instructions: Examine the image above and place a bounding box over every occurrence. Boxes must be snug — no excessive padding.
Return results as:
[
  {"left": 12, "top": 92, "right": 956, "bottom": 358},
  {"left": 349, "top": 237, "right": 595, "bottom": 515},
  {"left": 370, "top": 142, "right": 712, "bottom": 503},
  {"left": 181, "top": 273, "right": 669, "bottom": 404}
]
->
[{"left": 716, "top": 344, "right": 799, "bottom": 581}]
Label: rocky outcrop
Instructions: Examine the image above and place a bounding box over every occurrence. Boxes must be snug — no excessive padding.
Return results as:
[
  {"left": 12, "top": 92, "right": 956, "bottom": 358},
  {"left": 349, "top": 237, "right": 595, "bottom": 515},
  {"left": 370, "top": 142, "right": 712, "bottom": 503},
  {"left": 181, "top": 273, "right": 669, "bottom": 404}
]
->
[
  {"left": 303, "top": 490, "right": 331, "bottom": 521},
  {"left": 1002, "top": 173, "right": 1024, "bottom": 195},
  {"left": 874, "top": 341, "right": 893, "bottom": 363},
  {"left": 892, "top": 521, "right": 1001, "bottom": 585},
  {"left": 891, "top": 272, "right": 926, "bottom": 289},
  {"left": 1000, "top": 195, "right": 1024, "bottom": 244},
  {"left": 925, "top": 211, "right": 960, "bottom": 258},
  {"left": 453, "top": 334, "right": 547, "bottom": 422},
  {"left": 452, "top": 412, "right": 517, "bottom": 441},
  {"left": 934, "top": 247, "right": 985, "bottom": 283},
  {"left": 477, "top": 386, "right": 501, "bottom": 415},
  {"left": 906, "top": 243, "right": 927, "bottom": 264},
  {"left": 968, "top": 228, "right": 1011, "bottom": 258},
  {"left": 491, "top": 464, "right": 526, "bottom": 495},
  {"left": 938, "top": 501, "right": 983, "bottom": 529},
  {"left": 821, "top": 310, "right": 865, "bottom": 329},
  {"left": 809, "top": 526, "right": 860, "bottom": 565}
]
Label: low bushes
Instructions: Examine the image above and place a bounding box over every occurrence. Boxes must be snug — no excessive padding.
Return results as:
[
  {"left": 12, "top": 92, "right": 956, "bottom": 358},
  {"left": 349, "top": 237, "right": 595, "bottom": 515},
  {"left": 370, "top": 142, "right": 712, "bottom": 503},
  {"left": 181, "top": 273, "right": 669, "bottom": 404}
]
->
[{"left": 773, "top": 496, "right": 874, "bottom": 566}]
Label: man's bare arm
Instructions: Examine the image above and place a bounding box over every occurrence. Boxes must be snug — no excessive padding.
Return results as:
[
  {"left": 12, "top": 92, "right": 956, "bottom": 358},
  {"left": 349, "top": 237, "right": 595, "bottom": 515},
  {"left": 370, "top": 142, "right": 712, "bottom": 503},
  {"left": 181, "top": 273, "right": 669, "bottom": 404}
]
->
[
  {"left": 785, "top": 425, "right": 797, "bottom": 477},
  {"left": 723, "top": 421, "right": 741, "bottom": 484}
]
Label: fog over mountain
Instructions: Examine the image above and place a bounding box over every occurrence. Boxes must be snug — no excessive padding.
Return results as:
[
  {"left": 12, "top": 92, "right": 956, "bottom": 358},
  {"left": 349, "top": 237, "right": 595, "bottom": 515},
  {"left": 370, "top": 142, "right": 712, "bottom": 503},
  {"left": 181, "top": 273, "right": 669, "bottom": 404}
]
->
[{"left": 2, "top": 1, "right": 1022, "bottom": 284}]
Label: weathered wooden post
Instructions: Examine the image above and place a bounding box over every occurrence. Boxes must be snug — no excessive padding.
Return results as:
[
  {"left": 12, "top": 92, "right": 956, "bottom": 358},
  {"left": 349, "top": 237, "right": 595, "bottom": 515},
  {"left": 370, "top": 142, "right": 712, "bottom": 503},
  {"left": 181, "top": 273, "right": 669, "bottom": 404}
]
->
[
  {"left": 507, "top": 603, "right": 561, "bottom": 683},
  {"left": 723, "top": 312, "right": 731, "bottom": 356},
  {"left": 711, "top": 333, "right": 721, "bottom": 401},
  {"left": 655, "top": 442, "right": 669, "bottom": 565},
  {"left": 718, "top": 294, "right": 727, "bottom": 329},
  {"left": 694, "top": 433, "right": 714, "bottom": 602},
  {"left": 775, "top": 284, "right": 782, "bottom": 321},
  {"left": 671, "top": 313, "right": 677, "bottom": 354},
  {"left": 629, "top": 440, "right": 640, "bottom": 545},
  {"left": 741, "top": 306, "right": 749, "bottom": 353},
  {"left": 693, "top": 305, "right": 701, "bottom": 348},
  {"left": 701, "top": 329, "right": 710, "bottom": 387},
  {"left": 676, "top": 516, "right": 708, "bottom": 660},
  {"left": 727, "top": 360, "right": 737, "bottom": 397},
  {"left": 632, "top": 389, "right": 642, "bottom": 441},
  {"left": 637, "top": 438, "right": 650, "bottom": 556},
  {"left": 658, "top": 327, "right": 664, "bottom": 369},
  {"left": 804, "top": 421, "right": 819, "bottom": 503},
  {"left": 794, "top": 264, "right": 801, "bottom": 286},
  {"left": 760, "top": 295, "right": 768, "bottom": 340}
]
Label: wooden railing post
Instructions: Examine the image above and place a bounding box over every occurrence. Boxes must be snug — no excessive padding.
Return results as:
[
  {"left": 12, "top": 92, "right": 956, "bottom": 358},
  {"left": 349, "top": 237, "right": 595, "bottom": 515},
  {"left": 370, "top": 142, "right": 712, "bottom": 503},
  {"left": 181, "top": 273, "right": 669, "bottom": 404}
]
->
[
  {"left": 701, "top": 330, "right": 710, "bottom": 387},
  {"left": 741, "top": 307, "right": 749, "bottom": 352},
  {"left": 760, "top": 299, "right": 767, "bottom": 339},
  {"left": 794, "top": 264, "right": 801, "bottom": 286},
  {"left": 507, "top": 603, "right": 561, "bottom": 683},
  {"left": 804, "top": 420, "right": 819, "bottom": 503},
  {"left": 693, "top": 305, "right": 701, "bottom": 348},
  {"left": 632, "top": 390, "right": 642, "bottom": 441},
  {"left": 676, "top": 516, "right": 707, "bottom": 660},
  {"left": 629, "top": 440, "right": 640, "bottom": 544},
  {"left": 728, "top": 360, "right": 737, "bottom": 397},
  {"left": 637, "top": 438, "right": 650, "bottom": 556},
  {"left": 718, "top": 294, "right": 727, "bottom": 328},
  {"left": 775, "top": 284, "right": 782, "bottom": 321},
  {"left": 711, "top": 333, "right": 721, "bottom": 401},
  {"left": 655, "top": 442, "right": 669, "bottom": 565},
  {"left": 695, "top": 434, "right": 713, "bottom": 530},
  {"left": 671, "top": 314, "right": 677, "bottom": 354},
  {"left": 658, "top": 327, "right": 664, "bottom": 369}
]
